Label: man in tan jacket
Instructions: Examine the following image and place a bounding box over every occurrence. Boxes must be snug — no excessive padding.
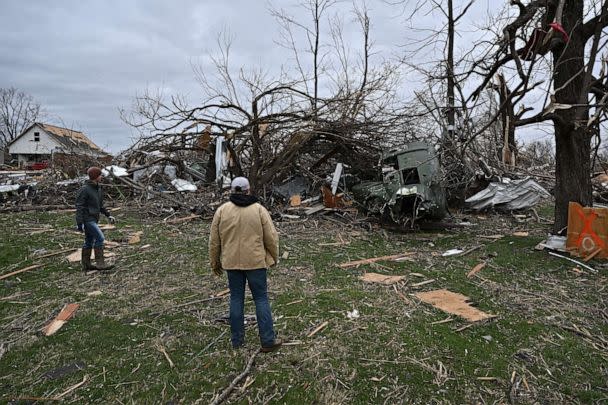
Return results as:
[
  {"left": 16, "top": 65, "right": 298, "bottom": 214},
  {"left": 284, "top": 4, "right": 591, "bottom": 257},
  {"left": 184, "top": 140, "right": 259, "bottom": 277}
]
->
[{"left": 209, "top": 177, "right": 282, "bottom": 352}]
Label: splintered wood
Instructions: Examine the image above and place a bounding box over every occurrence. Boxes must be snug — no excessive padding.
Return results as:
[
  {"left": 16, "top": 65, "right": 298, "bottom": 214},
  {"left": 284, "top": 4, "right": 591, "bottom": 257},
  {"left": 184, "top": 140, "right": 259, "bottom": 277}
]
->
[
  {"left": 338, "top": 253, "right": 415, "bottom": 268},
  {"left": 414, "top": 289, "right": 495, "bottom": 322},
  {"left": 42, "top": 303, "right": 80, "bottom": 336},
  {"left": 128, "top": 231, "right": 144, "bottom": 245},
  {"left": 467, "top": 262, "right": 486, "bottom": 278},
  {"left": 359, "top": 272, "right": 406, "bottom": 285},
  {"left": 0, "top": 264, "right": 43, "bottom": 281}
]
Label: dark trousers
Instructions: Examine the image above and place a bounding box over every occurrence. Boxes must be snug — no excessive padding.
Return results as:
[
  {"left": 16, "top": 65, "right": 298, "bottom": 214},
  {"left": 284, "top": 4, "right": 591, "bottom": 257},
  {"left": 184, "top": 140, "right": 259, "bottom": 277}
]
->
[{"left": 226, "top": 269, "right": 276, "bottom": 347}]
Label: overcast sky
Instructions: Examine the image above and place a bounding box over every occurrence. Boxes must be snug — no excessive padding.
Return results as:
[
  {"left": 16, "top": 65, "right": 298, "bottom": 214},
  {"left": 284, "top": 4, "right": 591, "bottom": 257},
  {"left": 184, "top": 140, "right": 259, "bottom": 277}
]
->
[{"left": 0, "top": 0, "right": 510, "bottom": 154}]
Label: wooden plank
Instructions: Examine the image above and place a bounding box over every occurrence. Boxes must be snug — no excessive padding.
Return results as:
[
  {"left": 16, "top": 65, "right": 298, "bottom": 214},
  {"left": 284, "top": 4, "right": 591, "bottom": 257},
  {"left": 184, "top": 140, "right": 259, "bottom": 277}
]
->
[
  {"left": 411, "top": 279, "right": 436, "bottom": 288},
  {"left": 338, "top": 253, "right": 415, "bottom": 268},
  {"left": 36, "top": 248, "right": 77, "bottom": 259},
  {"left": 128, "top": 231, "right": 143, "bottom": 245},
  {"left": 467, "top": 262, "right": 486, "bottom": 278},
  {"left": 0, "top": 264, "right": 43, "bottom": 281},
  {"left": 359, "top": 272, "right": 406, "bottom": 285},
  {"left": 42, "top": 303, "right": 80, "bottom": 336},
  {"left": 165, "top": 214, "right": 201, "bottom": 224},
  {"left": 307, "top": 321, "right": 329, "bottom": 338},
  {"left": 304, "top": 204, "right": 326, "bottom": 215},
  {"left": 415, "top": 289, "right": 495, "bottom": 322},
  {"left": 583, "top": 248, "right": 602, "bottom": 262}
]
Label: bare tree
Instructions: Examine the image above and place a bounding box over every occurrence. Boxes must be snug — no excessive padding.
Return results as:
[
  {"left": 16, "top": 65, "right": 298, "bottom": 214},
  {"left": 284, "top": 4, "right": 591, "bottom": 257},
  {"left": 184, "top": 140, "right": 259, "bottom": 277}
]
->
[
  {"left": 0, "top": 87, "right": 42, "bottom": 148},
  {"left": 122, "top": 1, "right": 410, "bottom": 191},
  {"left": 467, "top": 0, "right": 608, "bottom": 232}
]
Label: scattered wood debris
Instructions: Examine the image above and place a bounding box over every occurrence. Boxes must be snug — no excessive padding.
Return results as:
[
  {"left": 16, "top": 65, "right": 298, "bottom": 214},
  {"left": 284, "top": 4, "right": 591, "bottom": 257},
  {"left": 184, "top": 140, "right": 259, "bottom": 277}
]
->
[
  {"left": 547, "top": 251, "right": 597, "bottom": 273},
  {"left": 338, "top": 253, "right": 415, "bottom": 268},
  {"left": 155, "top": 342, "right": 175, "bottom": 368},
  {"left": 414, "top": 289, "right": 495, "bottom": 322},
  {"left": 42, "top": 303, "right": 80, "bottom": 336},
  {"left": 359, "top": 272, "right": 406, "bottom": 285},
  {"left": 209, "top": 348, "right": 261, "bottom": 405},
  {"left": 173, "top": 289, "right": 229, "bottom": 309},
  {"left": 467, "top": 262, "right": 486, "bottom": 278},
  {"left": 164, "top": 214, "right": 201, "bottom": 224},
  {"left": 54, "top": 374, "right": 88, "bottom": 399},
  {"left": 128, "top": 231, "right": 144, "bottom": 245},
  {"left": 0, "top": 264, "right": 43, "bottom": 281},
  {"left": 411, "top": 279, "right": 436, "bottom": 288},
  {"left": 307, "top": 321, "right": 329, "bottom": 338},
  {"left": 35, "top": 248, "right": 77, "bottom": 259}
]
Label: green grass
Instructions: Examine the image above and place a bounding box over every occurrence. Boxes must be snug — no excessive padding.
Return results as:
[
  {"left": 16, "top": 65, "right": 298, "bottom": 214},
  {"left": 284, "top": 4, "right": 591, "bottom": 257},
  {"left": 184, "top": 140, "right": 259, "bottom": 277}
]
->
[{"left": 1, "top": 205, "right": 607, "bottom": 403}]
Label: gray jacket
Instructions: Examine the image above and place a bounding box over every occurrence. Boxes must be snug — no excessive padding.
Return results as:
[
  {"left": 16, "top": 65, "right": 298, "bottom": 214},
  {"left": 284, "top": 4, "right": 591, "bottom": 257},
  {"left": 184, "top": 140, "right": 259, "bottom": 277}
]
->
[{"left": 75, "top": 180, "right": 110, "bottom": 224}]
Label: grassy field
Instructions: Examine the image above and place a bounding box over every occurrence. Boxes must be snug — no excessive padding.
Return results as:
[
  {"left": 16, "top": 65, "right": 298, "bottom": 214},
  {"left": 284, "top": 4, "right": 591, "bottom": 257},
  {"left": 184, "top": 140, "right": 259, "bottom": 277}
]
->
[{"left": 0, "top": 205, "right": 607, "bottom": 404}]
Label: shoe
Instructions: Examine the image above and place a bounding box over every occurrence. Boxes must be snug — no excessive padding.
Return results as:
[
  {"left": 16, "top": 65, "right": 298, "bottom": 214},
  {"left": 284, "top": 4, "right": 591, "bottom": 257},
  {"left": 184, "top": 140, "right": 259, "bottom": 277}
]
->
[
  {"left": 261, "top": 338, "right": 282, "bottom": 353},
  {"left": 93, "top": 247, "right": 115, "bottom": 270},
  {"left": 81, "top": 248, "right": 97, "bottom": 271}
]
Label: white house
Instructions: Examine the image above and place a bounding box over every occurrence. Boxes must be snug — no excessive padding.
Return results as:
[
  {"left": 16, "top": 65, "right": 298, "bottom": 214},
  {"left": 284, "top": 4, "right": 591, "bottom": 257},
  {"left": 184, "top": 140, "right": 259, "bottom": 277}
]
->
[{"left": 7, "top": 123, "right": 108, "bottom": 168}]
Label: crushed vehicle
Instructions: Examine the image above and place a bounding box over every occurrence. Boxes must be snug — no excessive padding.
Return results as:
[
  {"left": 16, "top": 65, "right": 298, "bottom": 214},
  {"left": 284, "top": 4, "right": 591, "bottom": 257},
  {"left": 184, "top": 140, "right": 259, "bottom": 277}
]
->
[{"left": 351, "top": 141, "right": 448, "bottom": 225}]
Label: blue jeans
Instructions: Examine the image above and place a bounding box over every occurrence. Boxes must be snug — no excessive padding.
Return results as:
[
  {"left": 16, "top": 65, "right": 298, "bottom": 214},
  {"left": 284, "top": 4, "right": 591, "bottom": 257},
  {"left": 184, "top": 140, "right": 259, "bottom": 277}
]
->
[
  {"left": 83, "top": 221, "right": 105, "bottom": 249},
  {"left": 226, "top": 269, "right": 276, "bottom": 348}
]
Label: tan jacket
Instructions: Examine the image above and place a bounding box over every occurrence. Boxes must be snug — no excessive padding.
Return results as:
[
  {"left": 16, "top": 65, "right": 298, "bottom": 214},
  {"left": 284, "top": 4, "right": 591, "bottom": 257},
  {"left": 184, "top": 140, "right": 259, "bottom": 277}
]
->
[{"left": 209, "top": 201, "right": 279, "bottom": 272}]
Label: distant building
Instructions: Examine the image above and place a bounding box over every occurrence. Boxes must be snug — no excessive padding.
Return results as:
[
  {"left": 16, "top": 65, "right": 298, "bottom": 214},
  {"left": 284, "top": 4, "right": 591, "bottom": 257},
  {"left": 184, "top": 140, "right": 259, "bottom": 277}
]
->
[{"left": 7, "top": 123, "right": 111, "bottom": 171}]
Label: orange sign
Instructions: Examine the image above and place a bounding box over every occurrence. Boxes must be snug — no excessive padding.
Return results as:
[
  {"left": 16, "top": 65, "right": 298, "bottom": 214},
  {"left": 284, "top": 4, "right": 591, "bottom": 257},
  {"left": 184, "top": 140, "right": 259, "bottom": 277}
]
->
[{"left": 566, "top": 202, "right": 608, "bottom": 259}]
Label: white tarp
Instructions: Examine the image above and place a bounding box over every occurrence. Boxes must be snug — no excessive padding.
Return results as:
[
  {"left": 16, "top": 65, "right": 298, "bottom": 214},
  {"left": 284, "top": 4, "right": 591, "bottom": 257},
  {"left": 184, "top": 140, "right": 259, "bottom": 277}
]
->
[
  {"left": 102, "top": 165, "right": 129, "bottom": 177},
  {"left": 465, "top": 177, "right": 551, "bottom": 211},
  {"left": 57, "top": 176, "right": 86, "bottom": 186},
  {"left": 132, "top": 165, "right": 177, "bottom": 183},
  {"left": 171, "top": 178, "right": 197, "bottom": 192},
  {"left": 0, "top": 184, "right": 20, "bottom": 193}
]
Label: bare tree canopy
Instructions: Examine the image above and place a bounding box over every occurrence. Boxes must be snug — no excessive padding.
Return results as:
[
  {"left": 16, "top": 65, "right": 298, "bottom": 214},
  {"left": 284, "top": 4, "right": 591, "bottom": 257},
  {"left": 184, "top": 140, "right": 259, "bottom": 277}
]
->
[
  {"left": 398, "top": 0, "right": 608, "bottom": 231},
  {"left": 466, "top": 0, "right": 608, "bottom": 232},
  {"left": 122, "top": 1, "right": 414, "bottom": 191},
  {"left": 0, "top": 87, "right": 42, "bottom": 148}
]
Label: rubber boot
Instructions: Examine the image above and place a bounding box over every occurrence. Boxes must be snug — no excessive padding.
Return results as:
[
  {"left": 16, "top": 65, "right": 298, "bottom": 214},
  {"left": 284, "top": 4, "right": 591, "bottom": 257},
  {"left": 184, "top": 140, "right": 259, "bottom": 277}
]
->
[
  {"left": 93, "top": 247, "right": 115, "bottom": 270},
  {"left": 81, "top": 248, "right": 97, "bottom": 271}
]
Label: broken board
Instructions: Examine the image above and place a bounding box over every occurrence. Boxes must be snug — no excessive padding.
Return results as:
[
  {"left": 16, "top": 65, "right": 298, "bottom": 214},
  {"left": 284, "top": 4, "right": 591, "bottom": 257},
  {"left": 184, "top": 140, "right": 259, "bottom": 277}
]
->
[
  {"left": 359, "top": 272, "right": 406, "bottom": 285},
  {"left": 128, "top": 231, "right": 144, "bottom": 245},
  {"left": 42, "top": 303, "right": 80, "bottom": 336},
  {"left": 339, "top": 253, "right": 415, "bottom": 268},
  {"left": 414, "top": 289, "right": 495, "bottom": 322}
]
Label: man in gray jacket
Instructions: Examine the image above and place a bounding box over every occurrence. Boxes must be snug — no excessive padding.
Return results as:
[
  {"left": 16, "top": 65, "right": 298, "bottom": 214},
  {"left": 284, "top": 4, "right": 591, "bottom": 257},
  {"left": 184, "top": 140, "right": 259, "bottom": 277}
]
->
[{"left": 75, "top": 166, "right": 116, "bottom": 271}]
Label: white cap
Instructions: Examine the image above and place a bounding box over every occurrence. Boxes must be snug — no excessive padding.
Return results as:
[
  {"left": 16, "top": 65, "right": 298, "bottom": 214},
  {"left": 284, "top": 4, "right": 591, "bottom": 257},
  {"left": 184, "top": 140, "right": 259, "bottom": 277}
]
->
[{"left": 231, "top": 177, "right": 250, "bottom": 192}]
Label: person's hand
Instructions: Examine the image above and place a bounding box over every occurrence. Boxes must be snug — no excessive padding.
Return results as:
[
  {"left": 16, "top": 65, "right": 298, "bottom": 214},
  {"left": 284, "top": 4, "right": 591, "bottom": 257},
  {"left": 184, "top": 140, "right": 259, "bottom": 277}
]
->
[
  {"left": 213, "top": 267, "right": 223, "bottom": 276},
  {"left": 108, "top": 216, "right": 116, "bottom": 224},
  {"left": 77, "top": 223, "right": 84, "bottom": 232}
]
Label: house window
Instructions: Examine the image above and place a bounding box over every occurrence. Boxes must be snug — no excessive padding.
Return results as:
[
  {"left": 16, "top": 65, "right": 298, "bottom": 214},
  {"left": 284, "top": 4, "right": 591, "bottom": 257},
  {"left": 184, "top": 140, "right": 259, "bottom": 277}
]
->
[{"left": 34, "top": 132, "right": 40, "bottom": 142}]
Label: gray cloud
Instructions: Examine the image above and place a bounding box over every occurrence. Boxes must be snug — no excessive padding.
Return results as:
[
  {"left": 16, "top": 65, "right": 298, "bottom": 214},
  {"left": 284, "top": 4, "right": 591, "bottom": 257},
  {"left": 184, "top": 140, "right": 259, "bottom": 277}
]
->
[{"left": 0, "top": 1, "right": 496, "bottom": 154}]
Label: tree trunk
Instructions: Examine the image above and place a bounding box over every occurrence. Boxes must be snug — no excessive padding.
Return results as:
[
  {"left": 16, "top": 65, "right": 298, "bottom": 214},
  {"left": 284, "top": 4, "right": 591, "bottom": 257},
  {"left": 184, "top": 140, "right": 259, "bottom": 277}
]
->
[
  {"left": 551, "top": 0, "right": 592, "bottom": 233},
  {"left": 554, "top": 125, "right": 592, "bottom": 232},
  {"left": 446, "top": 0, "right": 455, "bottom": 141}
]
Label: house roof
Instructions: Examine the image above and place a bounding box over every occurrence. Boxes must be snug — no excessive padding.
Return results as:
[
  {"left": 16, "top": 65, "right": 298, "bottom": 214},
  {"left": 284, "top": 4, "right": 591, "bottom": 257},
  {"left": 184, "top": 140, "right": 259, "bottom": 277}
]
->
[{"left": 9, "top": 123, "right": 108, "bottom": 155}]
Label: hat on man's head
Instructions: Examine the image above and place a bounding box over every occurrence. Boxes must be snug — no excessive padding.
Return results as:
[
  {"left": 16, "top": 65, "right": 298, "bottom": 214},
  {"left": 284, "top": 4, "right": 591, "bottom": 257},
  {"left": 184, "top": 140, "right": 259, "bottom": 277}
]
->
[
  {"left": 87, "top": 166, "right": 102, "bottom": 180},
  {"left": 231, "top": 177, "right": 250, "bottom": 192}
]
